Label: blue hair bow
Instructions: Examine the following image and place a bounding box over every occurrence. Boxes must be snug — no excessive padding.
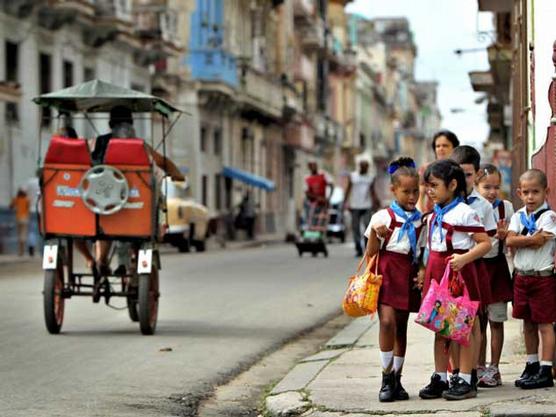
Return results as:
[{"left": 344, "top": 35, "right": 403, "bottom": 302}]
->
[{"left": 388, "top": 160, "right": 416, "bottom": 175}]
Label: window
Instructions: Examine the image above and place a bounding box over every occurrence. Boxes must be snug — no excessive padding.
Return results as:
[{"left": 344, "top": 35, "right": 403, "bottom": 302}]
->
[
  {"left": 5, "top": 42, "right": 19, "bottom": 123},
  {"left": 200, "top": 126, "right": 208, "bottom": 153},
  {"left": 201, "top": 175, "right": 208, "bottom": 206},
  {"left": 39, "top": 53, "right": 52, "bottom": 126},
  {"left": 84, "top": 67, "right": 95, "bottom": 81},
  {"left": 63, "top": 60, "right": 74, "bottom": 87},
  {"left": 214, "top": 174, "right": 222, "bottom": 210},
  {"left": 213, "top": 127, "right": 222, "bottom": 155},
  {"left": 5, "top": 41, "right": 18, "bottom": 82},
  {"left": 5, "top": 103, "right": 19, "bottom": 123}
]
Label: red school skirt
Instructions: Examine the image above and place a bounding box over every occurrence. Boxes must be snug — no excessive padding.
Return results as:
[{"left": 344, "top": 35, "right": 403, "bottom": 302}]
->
[
  {"left": 378, "top": 250, "right": 421, "bottom": 312},
  {"left": 423, "top": 250, "right": 481, "bottom": 302},
  {"left": 475, "top": 259, "right": 493, "bottom": 308},
  {"left": 483, "top": 254, "right": 513, "bottom": 304}
]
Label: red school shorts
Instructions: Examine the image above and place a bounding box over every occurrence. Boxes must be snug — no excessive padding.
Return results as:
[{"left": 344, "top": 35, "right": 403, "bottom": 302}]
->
[{"left": 512, "top": 274, "right": 556, "bottom": 324}]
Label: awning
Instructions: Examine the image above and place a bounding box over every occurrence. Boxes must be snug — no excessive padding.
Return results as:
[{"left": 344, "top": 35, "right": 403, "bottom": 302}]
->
[{"left": 222, "top": 166, "right": 276, "bottom": 191}]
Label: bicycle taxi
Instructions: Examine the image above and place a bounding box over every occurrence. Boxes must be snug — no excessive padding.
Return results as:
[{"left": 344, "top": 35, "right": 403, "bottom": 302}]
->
[{"left": 34, "top": 80, "right": 185, "bottom": 335}]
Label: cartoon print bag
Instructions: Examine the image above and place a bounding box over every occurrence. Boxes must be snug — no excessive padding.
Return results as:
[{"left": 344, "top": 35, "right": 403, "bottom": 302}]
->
[
  {"left": 415, "top": 264, "right": 479, "bottom": 346},
  {"left": 342, "top": 254, "right": 382, "bottom": 317}
]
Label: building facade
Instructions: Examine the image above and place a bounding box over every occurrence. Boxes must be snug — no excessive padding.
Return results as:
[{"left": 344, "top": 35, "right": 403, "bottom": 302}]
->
[{"left": 0, "top": 0, "right": 156, "bottom": 252}]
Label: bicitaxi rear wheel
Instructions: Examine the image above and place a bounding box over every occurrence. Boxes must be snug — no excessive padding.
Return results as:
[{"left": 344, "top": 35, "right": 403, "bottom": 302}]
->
[
  {"left": 44, "top": 263, "right": 65, "bottom": 334},
  {"left": 138, "top": 267, "right": 159, "bottom": 335}
]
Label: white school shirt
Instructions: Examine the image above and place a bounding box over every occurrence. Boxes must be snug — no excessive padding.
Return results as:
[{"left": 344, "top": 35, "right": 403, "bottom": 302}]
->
[
  {"left": 485, "top": 200, "right": 514, "bottom": 258},
  {"left": 364, "top": 208, "right": 423, "bottom": 256},
  {"left": 468, "top": 190, "right": 497, "bottom": 233},
  {"left": 349, "top": 171, "right": 373, "bottom": 209},
  {"left": 508, "top": 202, "right": 556, "bottom": 272},
  {"left": 428, "top": 202, "right": 484, "bottom": 252}
]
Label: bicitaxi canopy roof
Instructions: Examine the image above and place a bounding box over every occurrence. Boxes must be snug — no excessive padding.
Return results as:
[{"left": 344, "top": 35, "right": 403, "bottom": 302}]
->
[{"left": 33, "top": 79, "right": 182, "bottom": 117}]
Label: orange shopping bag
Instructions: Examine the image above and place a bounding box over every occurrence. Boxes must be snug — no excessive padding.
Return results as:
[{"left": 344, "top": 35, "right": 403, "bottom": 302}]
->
[{"left": 342, "top": 254, "right": 382, "bottom": 317}]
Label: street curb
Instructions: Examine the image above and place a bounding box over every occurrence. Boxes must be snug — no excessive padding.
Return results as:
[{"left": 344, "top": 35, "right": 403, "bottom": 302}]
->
[{"left": 264, "top": 317, "right": 376, "bottom": 416}]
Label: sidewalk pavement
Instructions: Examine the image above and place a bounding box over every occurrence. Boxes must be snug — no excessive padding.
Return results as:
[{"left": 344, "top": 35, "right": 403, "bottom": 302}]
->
[
  {"left": 265, "top": 315, "right": 556, "bottom": 417},
  {"left": 0, "top": 233, "right": 285, "bottom": 267}
]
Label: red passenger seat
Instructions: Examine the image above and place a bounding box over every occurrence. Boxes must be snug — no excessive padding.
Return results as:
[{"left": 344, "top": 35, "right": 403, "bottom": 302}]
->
[
  {"left": 41, "top": 135, "right": 95, "bottom": 237},
  {"left": 100, "top": 138, "right": 154, "bottom": 238},
  {"left": 44, "top": 136, "right": 91, "bottom": 165},
  {"left": 103, "top": 138, "right": 150, "bottom": 166}
]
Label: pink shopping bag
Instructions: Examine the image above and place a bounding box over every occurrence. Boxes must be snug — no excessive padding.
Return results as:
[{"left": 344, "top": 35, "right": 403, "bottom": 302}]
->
[{"left": 415, "top": 264, "right": 479, "bottom": 346}]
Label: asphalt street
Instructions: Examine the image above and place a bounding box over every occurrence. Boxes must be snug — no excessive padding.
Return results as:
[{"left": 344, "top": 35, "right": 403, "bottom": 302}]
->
[{"left": 0, "top": 242, "right": 356, "bottom": 417}]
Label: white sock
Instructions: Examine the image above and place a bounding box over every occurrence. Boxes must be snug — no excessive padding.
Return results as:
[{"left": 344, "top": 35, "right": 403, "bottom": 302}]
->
[
  {"left": 540, "top": 360, "right": 553, "bottom": 367},
  {"left": 393, "top": 356, "right": 405, "bottom": 373},
  {"left": 460, "top": 373, "right": 472, "bottom": 384},
  {"left": 527, "top": 354, "right": 539, "bottom": 364},
  {"left": 435, "top": 371, "right": 447, "bottom": 382},
  {"left": 380, "top": 350, "right": 394, "bottom": 371}
]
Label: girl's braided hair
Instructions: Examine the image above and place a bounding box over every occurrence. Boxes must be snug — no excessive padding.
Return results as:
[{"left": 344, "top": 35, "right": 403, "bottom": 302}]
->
[{"left": 388, "top": 157, "right": 418, "bottom": 185}]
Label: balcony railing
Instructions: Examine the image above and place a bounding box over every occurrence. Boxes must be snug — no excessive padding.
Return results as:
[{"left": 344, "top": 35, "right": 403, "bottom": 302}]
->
[
  {"left": 285, "top": 122, "right": 315, "bottom": 150},
  {"left": 93, "top": 0, "right": 132, "bottom": 22},
  {"left": 293, "top": 53, "right": 314, "bottom": 82},
  {"left": 300, "top": 18, "right": 325, "bottom": 50},
  {"left": 0, "top": 81, "right": 21, "bottom": 104},
  {"left": 293, "top": 0, "right": 314, "bottom": 19},
  {"left": 239, "top": 66, "right": 284, "bottom": 118},
  {"left": 134, "top": 6, "right": 179, "bottom": 46},
  {"left": 189, "top": 49, "right": 238, "bottom": 89}
]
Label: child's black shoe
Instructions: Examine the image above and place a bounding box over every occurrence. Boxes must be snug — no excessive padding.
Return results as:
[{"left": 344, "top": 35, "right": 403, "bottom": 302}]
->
[
  {"left": 394, "top": 372, "right": 409, "bottom": 400},
  {"left": 379, "top": 371, "right": 396, "bottom": 402},
  {"left": 520, "top": 365, "right": 554, "bottom": 390},
  {"left": 515, "top": 362, "right": 540, "bottom": 387},
  {"left": 419, "top": 373, "right": 448, "bottom": 399},
  {"left": 442, "top": 376, "right": 477, "bottom": 400}
]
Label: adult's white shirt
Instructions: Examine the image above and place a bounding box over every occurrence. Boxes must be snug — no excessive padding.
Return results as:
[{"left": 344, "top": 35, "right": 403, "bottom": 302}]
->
[{"left": 349, "top": 171, "right": 373, "bottom": 210}]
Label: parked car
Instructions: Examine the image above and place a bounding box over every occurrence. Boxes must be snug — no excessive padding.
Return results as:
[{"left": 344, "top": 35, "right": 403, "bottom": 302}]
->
[{"left": 163, "top": 179, "right": 209, "bottom": 252}]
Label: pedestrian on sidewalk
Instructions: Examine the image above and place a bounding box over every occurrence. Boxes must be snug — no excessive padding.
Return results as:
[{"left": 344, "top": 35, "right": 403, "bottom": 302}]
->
[
  {"left": 451, "top": 146, "right": 498, "bottom": 386},
  {"left": 344, "top": 158, "right": 374, "bottom": 257},
  {"left": 506, "top": 169, "right": 556, "bottom": 390},
  {"left": 475, "top": 164, "right": 515, "bottom": 388},
  {"left": 363, "top": 157, "right": 424, "bottom": 402},
  {"left": 417, "top": 130, "right": 460, "bottom": 213},
  {"left": 237, "top": 191, "right": 257, "bottom": 240},
  {"left": 10, "top": 188, "right": 31, "bottom": 256},
  {"left": 419, "top": 159, "right": 491, "bottom": 401}
]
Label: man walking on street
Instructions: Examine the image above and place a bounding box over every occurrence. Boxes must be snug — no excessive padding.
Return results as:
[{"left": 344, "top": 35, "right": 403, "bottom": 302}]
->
[
  {"left": 344, "top": 159, "right": 374, "bottom": 257},
  {"left": 10, "top": 188, "right": 31, "bottom": 256}
]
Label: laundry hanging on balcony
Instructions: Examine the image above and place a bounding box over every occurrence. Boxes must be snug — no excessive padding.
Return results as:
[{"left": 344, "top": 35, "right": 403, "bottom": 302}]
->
[{"left": 222, "top": 166, "right": 276, "bottom": 191}]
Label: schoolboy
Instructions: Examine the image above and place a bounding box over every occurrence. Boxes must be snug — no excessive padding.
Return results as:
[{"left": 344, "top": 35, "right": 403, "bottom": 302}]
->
[{"left": 506, "top": 169, "right": 556, "bottom": 389}]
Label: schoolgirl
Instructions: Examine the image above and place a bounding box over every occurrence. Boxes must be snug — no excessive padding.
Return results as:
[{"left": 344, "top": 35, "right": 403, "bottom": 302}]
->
[
  {"left": 364, "top": 157, "right": 424, "bottom": 402},
  {"left": 418, "top": 160, "right": 492, "bottom": 401},
  {"left": 476, "top": 164, "right": 514, "bottom": 387}
]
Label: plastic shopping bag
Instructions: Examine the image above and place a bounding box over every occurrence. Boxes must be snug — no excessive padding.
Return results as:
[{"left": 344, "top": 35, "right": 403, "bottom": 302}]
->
[
  {"left": 415, "top": 264, "right": 479, "bottom": 346},
  {"left": 342, "top": 254, "right": 382, "bottom": 317}
]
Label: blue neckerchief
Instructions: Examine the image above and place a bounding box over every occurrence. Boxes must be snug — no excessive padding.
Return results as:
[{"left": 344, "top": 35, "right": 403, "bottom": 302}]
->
[
  {"left": 389, "top": 201, "right": 422, "bottom": 262},
  {"left": 492, "top": 199, "right": 502, "bottom": 209},
  {"left": 431, "top": 197, "right": 464, "bottom": 242},
  {"left": 467, "top": 196, "right": 478, "bottom": 205},
  {"left": 519, "top": 211, "right": 537, "bottom": 235}
]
